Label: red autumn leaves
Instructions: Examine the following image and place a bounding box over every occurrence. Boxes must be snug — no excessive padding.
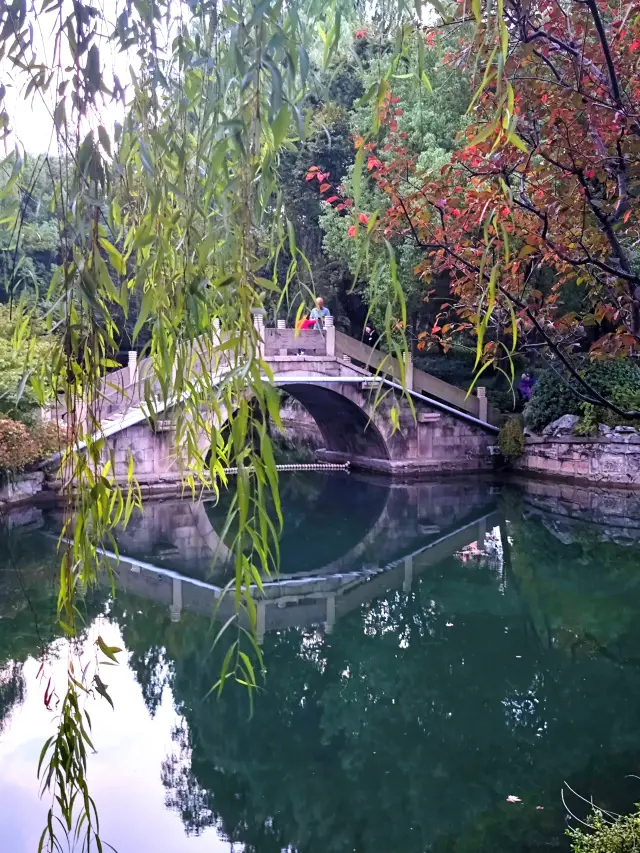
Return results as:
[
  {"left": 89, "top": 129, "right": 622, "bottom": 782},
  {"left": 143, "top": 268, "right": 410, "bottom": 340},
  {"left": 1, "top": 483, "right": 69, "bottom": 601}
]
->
[{"left": 305, "top": 164, "right": 363, "bottom": 234}]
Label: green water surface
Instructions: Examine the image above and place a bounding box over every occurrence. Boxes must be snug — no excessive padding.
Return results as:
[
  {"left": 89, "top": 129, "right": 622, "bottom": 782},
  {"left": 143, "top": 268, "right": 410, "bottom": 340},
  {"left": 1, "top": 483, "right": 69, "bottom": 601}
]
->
[{"left": 1, "top": 473, "right": 640, "bottom": 853}]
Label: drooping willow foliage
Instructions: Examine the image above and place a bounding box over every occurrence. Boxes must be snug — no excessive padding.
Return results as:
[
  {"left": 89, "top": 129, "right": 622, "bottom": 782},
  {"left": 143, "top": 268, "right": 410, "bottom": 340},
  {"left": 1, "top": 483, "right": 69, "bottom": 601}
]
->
[{"left": 0, "top": 0, "right": 519, "bottom": 847}]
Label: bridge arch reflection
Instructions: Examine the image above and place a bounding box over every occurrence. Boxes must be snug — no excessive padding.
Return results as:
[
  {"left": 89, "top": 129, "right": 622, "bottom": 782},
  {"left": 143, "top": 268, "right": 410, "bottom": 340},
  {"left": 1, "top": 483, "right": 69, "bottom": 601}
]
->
[{"left": 104, "top": 473, "right": 498, "bottom": 639}]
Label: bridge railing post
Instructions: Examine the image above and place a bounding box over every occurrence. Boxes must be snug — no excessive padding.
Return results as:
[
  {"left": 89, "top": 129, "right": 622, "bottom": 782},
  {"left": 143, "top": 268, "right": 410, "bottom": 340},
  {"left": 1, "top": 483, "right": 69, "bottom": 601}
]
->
[
  {"left": 324, "top": 315, "right": 335, "bottom": 357},
  {"left": 276, "top": 318, "right": 287, "bottom": 355},
  {"left": 128, "top": 350, "right": 137, "bottom": 386},
  {"left": 477, "top": 386, "right": 488, "bottom": 422},
  {"left": 253, "top": 309, "right": 265, "bottom": 358},
  {"left": 403, "top": 350, "right": 414, "bottom": 392}
]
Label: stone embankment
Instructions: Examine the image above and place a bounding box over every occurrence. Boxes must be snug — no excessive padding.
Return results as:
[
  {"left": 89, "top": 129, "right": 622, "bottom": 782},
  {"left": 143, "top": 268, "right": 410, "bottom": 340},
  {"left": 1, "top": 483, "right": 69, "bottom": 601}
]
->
[{"left": 516, "top": 415, "right": 640, "bottom": 487}]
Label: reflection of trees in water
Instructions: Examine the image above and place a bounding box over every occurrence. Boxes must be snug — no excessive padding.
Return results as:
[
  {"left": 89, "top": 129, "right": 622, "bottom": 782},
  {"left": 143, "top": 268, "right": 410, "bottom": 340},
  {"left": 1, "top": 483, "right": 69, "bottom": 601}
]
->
[
  {"left": 0, "top": 662, "right": 25, "bottom": 734},
  {"left": 0, "top": 530, "right": 108, "bottom": 734},
  {"left": 3, "top": 485, "right": 640, "bottom": 853},
  {"left": 107, "top": 518, "right": 640, "bottom": 853}
]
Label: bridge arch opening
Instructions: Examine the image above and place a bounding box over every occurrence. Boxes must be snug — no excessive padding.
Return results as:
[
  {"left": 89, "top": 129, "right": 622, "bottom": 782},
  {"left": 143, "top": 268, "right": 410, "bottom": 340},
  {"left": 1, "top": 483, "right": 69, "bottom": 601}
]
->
[
  {"left": 209, "top": 380, "right": 391, "bottom": 464},
  {"left": 278, "top": 382, "right": 390, "bottom": 461}
]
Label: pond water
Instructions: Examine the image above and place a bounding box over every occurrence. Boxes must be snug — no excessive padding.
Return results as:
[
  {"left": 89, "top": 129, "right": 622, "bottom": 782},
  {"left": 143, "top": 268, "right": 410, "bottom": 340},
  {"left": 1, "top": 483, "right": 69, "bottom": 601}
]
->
[{"left": 2, "top": 473, "right": 640, "bottom": 852}]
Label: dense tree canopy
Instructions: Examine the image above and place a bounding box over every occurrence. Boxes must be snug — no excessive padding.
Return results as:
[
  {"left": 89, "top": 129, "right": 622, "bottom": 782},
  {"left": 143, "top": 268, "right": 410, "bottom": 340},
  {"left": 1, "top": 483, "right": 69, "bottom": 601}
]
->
[{"left": 335, "top": 1, "right": 640, "bottom": 410}]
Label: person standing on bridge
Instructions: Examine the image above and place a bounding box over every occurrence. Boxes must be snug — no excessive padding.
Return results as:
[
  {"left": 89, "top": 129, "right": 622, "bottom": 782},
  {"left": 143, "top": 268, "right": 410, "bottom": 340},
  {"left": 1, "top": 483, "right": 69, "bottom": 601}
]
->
[{"left": 310, "top": 296, "right": 331, "bottom": 329}]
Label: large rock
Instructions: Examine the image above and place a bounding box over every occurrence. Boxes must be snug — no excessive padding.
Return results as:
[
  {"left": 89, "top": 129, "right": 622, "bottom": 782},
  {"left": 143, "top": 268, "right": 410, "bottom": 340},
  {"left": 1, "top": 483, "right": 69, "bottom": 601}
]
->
[
  {"left": 0, "top": 470, "right": 44, "bottom": 505},
  {"left": 542, "top": 414, "right": 580, "bottom": 437}
]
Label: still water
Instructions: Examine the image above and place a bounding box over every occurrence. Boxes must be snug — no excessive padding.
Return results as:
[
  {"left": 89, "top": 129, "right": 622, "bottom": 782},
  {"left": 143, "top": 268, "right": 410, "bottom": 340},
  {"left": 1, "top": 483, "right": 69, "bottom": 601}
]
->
[{"left": 1, "top": 473, "right": 640, "bottom": 852}]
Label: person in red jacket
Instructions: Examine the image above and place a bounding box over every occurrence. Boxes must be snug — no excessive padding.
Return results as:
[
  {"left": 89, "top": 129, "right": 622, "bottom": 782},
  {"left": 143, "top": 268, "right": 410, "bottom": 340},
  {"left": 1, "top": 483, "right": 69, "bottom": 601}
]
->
[
  {"left": 297, "top": 317, "right": 316, "bottom": 330},
  {"left": 295, "top": 316, "right": 316, "bottom": 353}
]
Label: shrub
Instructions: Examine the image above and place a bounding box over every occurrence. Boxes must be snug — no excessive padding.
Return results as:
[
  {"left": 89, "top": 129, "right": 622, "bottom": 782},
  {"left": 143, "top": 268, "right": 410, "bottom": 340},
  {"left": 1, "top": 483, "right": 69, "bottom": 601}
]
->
[
  {"left": 575, "top": 402, "right": 598, "bottom": 436},
  {"left": 0, "top": 305, "right": 55, "bottom": 425},
  {"left": 0, "top": 418, "right": 62, "bottom": 476},
  {"left": 568, "top": 807, "right": 640, "bottom": 853},
  {"left": 523, "top": 370, "right": 582, "bottom": 432},
  {"left": 585, "top": 360, "right": 640, "bottom": 428},
  {"left": 0, "top": 417, "right": 40, "bottom": 473},
  {"left": 31, "top": 421, "right": 62, "bottom": 459},
  {"left": 413, "top": 353, "right": 477, "bottom": 389},
  {"left": 487, "top": 387, "right": 519, "bottom": 413},
  {"left": 524, "top": 359, "right": 640, "bottom": 432},
  {"left": 499, "top": 416, "right": 525, "bottom": 461}
]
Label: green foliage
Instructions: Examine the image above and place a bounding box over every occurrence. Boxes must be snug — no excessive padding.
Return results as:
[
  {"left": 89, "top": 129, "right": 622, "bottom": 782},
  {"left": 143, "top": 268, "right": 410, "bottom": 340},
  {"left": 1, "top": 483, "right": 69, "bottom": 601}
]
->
[
  {"left": 583, "top": 361, "right": 640, "bottom": 428},
  {"left": 318, "top": 29, "right": 469, "bottom": 330},
  {"left": 499, "top": 416, "right": 524, "bottom": 460},
  {"left": 523, "top": 370, "right": 581, "bottom": 432},
  {"left": 414, "top": 351, "right": 478, "bottom": 387},
  {"left": 575, "top": 402, "right": 598, "bottom": 436},
  {"left": 0, "top": 304, "right": 53, "bottom": 423},
  {"left": 487, "top": 387, "right": 518, "bottom": 413},
  {"left": 524, "top": 360, "right": 640, "bottom": 433},
  {"left": 568, "top": 808, "right": 640, "bottom": 853},
  {"left": 0, "top": 153, "right": 60, "bottom": 299}
]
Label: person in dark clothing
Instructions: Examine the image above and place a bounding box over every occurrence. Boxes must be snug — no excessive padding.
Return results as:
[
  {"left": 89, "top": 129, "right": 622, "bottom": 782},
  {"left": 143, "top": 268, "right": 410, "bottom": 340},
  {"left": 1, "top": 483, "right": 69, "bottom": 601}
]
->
[
  {"left": 363, "top": 325, "right": 380, "bottom": 348},
  {"left": 518, "top": 372, "right": 535, "bottom": 402}
]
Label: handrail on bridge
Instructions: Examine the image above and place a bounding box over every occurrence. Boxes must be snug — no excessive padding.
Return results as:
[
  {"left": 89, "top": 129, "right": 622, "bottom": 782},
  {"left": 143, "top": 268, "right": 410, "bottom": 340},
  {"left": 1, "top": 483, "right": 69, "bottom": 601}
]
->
[{"left": 42, "top": 314, "right": 499, "bottom": 436}]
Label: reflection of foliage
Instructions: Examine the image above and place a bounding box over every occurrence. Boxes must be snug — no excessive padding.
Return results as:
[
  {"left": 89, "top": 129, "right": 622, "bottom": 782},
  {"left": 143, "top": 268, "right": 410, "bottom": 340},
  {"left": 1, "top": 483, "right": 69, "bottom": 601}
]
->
[
  {"left": 161, "top": 720, "right": 213, "bottom": 837},
  {"left": 0, "top": 530, "right": 62, "bottom": 663},
  {"left": 0, "top": 527, "right": 107, "bottom": 728},
  {"left": 507, "top": 504, "right": 640, "bottom": 660},
  {"left": 0, "top": 661, "right": 25, "bottom": 734},
  {"left": 108, "top": 511, "right": 640, "bottom": 853}
]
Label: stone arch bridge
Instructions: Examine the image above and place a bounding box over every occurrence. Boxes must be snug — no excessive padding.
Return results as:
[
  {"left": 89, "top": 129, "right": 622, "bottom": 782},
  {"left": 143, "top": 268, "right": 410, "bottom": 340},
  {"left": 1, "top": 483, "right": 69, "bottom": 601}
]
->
[{"left": 50, "top": 318, "right": 500, "bottom": 481}]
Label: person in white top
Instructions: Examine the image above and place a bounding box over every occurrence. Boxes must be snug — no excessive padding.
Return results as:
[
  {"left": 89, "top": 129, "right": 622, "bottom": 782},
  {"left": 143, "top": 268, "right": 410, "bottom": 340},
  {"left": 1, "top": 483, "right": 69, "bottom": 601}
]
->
[{"left": 309, "top": 296, "right": 331, "bottom": 329}]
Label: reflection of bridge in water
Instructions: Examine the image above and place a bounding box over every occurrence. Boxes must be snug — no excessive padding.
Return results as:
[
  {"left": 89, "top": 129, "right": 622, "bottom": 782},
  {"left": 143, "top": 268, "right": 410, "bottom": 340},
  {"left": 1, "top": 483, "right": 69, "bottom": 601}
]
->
[{"left": 93, "top": 474, "right": 502, "bottom": 639}]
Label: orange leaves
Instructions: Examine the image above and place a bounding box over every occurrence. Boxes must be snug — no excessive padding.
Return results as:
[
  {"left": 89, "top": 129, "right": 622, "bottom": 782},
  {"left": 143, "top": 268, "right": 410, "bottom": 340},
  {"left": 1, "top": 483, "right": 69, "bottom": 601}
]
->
[
  {"left": 347, "top": 213, "right": 369, "bottom": 237},
  {"left": 319, "top": 183, "right": 331, "bottom": 192}
]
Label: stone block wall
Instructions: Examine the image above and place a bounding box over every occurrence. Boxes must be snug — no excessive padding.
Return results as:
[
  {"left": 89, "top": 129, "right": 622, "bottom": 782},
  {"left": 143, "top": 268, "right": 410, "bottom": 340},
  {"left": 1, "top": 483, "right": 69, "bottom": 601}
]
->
[
  {"left": 516, "top": 435, "right": 640, "bottom": 487},
  {"left": 0, "top": 471, "right": 45, "bottom": 507},
  {"left": 370, "top": 400, "right": 494, "bottom": 476},
  {"left": 105, "top": 423, "right": 180, "bottom": 481},
  {"left": 415, "top": 414, "right": 492, "bottom": 468}
]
